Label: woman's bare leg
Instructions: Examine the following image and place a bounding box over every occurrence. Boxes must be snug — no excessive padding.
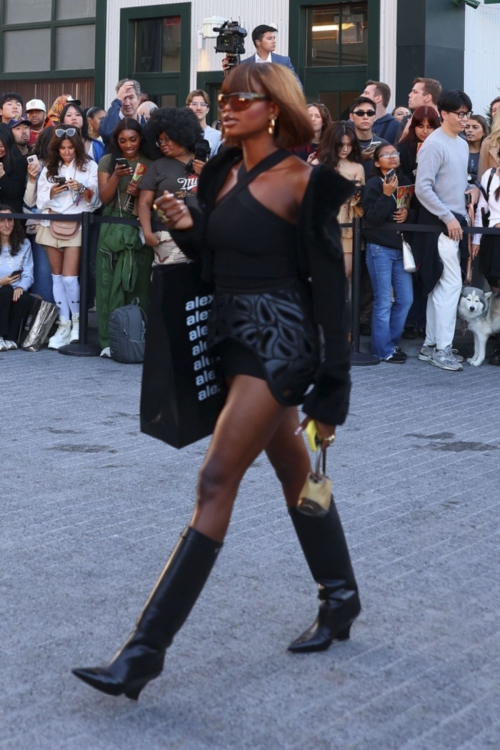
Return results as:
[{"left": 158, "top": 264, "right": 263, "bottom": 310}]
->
[
  {"left": 44, "top": 246, "right": 63, "bottom": 275},
  {"left": 265, "top": 407, "right": 312, "bottom": 507},
  {"left": 189, "top": 374, "right": 288, "bottom": 542}
]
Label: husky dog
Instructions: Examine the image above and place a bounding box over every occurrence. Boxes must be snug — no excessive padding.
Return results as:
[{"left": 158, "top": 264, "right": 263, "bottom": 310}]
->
[{"left": 458, "top": 287, "right": 500, "bottom": 366}]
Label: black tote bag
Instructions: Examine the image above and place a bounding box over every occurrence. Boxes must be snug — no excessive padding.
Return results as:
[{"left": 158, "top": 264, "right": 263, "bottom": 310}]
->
[{"left": 140, "top": 262, "right": 226, "bottom": 449}]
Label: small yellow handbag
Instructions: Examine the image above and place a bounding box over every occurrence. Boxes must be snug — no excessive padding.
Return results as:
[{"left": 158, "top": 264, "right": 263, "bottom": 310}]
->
[{"left": 297, "top": 445, "right": 332, "bottom": 517}]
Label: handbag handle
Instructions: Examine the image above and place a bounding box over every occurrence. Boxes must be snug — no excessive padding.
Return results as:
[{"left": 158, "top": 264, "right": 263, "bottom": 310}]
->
[{"left": 313, "top": 447, "right": 327, "bottom": 479}]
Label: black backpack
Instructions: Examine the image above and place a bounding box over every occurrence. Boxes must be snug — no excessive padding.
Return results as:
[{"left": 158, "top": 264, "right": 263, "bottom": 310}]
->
[{"left": 108, "top": 299, "right": 147, "bottom": 364}]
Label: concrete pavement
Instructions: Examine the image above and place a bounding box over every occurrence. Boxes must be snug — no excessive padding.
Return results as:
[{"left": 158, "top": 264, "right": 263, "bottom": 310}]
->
[{"left": 1, "top": 338, "right": 500, "bottom": 749}]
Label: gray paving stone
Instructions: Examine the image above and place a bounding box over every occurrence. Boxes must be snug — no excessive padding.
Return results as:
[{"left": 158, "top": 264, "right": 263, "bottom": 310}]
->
[{"left": 1, "top": 342, "right": 500, "bottom": 749}]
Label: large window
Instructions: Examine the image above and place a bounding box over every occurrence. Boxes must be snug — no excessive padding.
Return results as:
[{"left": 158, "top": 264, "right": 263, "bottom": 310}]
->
[
  {"left": 1, "top": 0, "right": 96, "bottom": 74},
  {"left": 306, "top": 2, "right": 368, "bottom": 67},
  {"left": 134, "top": 16, "right": 182, "bottom": 74}
]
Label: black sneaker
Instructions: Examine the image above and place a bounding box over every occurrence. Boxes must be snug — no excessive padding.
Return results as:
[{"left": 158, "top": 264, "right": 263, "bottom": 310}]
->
[
  {"left": 383, "top": 352, "right": 406, "bottom": 363},
  {"left": 394, "top": 346, "right": 408, "bottom": 359},
  {"left": 402, "top": 326, "right": 417, "bottom": 340}
]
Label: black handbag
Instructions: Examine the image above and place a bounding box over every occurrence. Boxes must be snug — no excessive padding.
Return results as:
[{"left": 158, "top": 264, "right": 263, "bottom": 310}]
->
[{"left": 140, "top": 263, "right": 226, "bottom": 449}]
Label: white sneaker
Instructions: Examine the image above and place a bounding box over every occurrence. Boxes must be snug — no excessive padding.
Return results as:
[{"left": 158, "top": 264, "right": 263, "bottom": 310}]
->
[
  {"left": 70, "top": 313, "right": 80, "bottom": 343},
  {"left": 100, "top": 346, "right": 111, "bottom": 358},
  {"left": 4, "top": 340, "right": 18, "bottom": 350},
  {"left": 48, "top": 317, "right": 72, "bottom": 349},
  {"left": 0, "top": 337, "right": 7, "bottom": 351}
]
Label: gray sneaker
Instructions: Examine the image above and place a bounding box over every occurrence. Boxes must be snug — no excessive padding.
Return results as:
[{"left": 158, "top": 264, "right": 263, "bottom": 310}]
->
[
  {"left": 419, "top": 344, "right": 464, "bottom": 363},
  {"left": 418, "top": 344, "right": 434, "bottom": 361},
  {"left": 430, "top": 346, "right": 463, "bottom": 371}
]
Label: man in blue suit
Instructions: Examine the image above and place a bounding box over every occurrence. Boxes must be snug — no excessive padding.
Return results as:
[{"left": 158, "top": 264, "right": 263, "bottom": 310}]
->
[{"left": 240, "top": 25, "right": 301, "bottom": 84}]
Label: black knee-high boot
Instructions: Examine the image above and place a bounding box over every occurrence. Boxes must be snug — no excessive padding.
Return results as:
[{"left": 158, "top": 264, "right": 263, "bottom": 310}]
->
[
  {"left": 288, "top": 501, "right": 360, "bottom": 652},
  {"left": 72, "top": 527, "right": 222, "bottom": 699}
]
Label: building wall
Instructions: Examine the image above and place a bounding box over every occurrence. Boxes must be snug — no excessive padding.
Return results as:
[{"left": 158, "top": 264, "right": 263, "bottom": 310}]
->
[
  {"left": 464, "top": 3, "right": 500, "bottom": 118},
  {"left": 379, "top": 0, "right": 397, "bottom": 110},
  {"left": 105, "top": 0, "right": 291, "bottom": 105}
]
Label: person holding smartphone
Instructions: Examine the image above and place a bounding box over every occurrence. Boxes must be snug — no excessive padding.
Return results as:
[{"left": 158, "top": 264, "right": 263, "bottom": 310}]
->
[
  {"left": 96, "top": 119, "right": 153, "bottom": 357},
  {"left": 0, "top": 205, "right": 34, "bottom": 350},
  {"left": 36, "top": 125, "right": 100, "bottom": 349},
  {"left": 362, "top": 144, "right": 414, "bottom": 363}
]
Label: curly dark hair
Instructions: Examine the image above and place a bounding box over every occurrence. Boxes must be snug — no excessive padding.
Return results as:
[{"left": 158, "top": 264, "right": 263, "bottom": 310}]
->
[
  {"left": 144, "top": 107, "right": 203, "bottom": 158},
  {"left": 45, "top": 127, "right": 90, "bottom": 181},
  {"left": 0, "top": 204, "right": 25, "bottom": 255},
  {"left": 109, "top": 119, "right": 145, "bottom": 170},
  {"left": 316, "top": 121, "right": 362, "bottom": 170}
]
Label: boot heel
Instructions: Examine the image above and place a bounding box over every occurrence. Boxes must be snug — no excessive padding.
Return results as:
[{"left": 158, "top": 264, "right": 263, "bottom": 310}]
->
[
  {"left": 336, "top": 621, "right": 354, "bottom": 641},
  {"left": 125, "top": 684, "right": 144, "bottom": 701}
]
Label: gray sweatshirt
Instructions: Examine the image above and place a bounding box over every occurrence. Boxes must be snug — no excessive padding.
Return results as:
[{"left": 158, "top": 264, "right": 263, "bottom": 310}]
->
[{"left": 415, "top": 128, "right": 469, "bottom": 224}]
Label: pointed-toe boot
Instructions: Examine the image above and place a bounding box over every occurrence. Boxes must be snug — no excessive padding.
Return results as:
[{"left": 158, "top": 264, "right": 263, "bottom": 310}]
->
[
  {"left": 288, "top": 501, "right": 360, "bottom": 652},
  {"left": 72, "top": 526, "right": 222, "bottom": 699}
]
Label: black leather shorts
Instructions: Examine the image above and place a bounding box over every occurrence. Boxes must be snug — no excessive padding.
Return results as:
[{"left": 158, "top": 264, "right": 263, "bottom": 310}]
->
[{"left": 208, "top": 283, "right": 320, "bottom": 406}]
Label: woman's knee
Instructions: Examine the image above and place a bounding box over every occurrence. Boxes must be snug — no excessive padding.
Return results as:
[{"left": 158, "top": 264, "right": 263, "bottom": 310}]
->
[{"left": 196, "top": 458, "right": 240, "bottom": 509}]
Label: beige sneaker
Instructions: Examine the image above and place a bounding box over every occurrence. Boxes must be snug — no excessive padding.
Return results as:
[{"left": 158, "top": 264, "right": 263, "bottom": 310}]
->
[{"left": 48, "top": 317, "right": 72, "bottom": 349}]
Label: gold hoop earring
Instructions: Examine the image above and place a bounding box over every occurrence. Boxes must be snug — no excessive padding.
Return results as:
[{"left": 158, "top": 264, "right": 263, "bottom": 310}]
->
[{"left": 268, "top": 117, "right": 276, "bottom": 136}]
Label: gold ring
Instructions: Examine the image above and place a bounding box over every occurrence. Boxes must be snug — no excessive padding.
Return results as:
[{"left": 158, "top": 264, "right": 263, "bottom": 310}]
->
[{"left": 324, "top": 435, "right": 335, "bottom": 445}]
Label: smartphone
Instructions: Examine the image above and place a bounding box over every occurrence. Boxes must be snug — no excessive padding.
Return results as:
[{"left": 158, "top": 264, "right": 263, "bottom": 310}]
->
[
  {"left": 54, "top": 176, "right": 66, "bottom": 185},
  {"left": 371, "top": 141, "right": 382, "bottom": 149},
  {"left": 116, "top": 157, "right": 128, "bottom": 168},
  {"left": 27, "top": 154, "right": 40, "bottom": 167},
  {"left": 9, "top": 269, "right": 22, "bottom": 277},
  {"left": 385, "top": 169, "right": 396, "bottom": 183}
]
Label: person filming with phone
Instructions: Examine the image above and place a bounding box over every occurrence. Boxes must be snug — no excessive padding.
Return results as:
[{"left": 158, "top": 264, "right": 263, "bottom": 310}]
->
[
  {"left": 0, "top": 206, "right": 34, "bottom": 351},
  {"left": 36, "top": 125, "right": 100, "bottom": 349},
  {"left": 362, "top": 144, "right": 414, "bottom": 363}
]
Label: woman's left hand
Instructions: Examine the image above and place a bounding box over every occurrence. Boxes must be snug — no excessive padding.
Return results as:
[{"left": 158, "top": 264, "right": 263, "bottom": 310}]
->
[
  {"left": 126, "top": 181, "right": 140, "bottom": 197},
  {"left": 13, "top": 287, "right": 23, "bottom": 302},
  {"left": 66, "top": 179, "right": 80, "bottom": 192},
  {"left": 297, "top": 416, "right": 336, "bottom": 449},
  {"left": 394, "top": 207, "right": 408, "bottom": 223},
  {"left": 191, "top": 159, "right": 205, "bottom": 176}
]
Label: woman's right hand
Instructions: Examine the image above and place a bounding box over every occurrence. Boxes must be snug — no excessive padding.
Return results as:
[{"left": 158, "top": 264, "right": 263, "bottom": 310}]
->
[
  {"left": 144, "top": 232, "right": 160, "bottom": 248},
  {"left": 0, "top": 274, "right": 16, "bottom": 286},
  {"left": 49, "top": 183, "right": 69, "bottom": 199},
  {"left": 382, "top": 174, "right": 398, "bottom": 196},
  {"left": 153, "top": 192, "right": 194, "bottom": 231},
  {"left": 471, "top": 243, "right": 480, "bottom": 259},
  {"left": 113, "top": 164, "right": 133, "bottom": 180}
]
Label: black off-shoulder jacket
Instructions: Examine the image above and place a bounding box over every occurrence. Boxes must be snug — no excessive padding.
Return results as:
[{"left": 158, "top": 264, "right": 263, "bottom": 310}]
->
[{"left": 170, "top": 148, "right": 355, "bottom": 426}]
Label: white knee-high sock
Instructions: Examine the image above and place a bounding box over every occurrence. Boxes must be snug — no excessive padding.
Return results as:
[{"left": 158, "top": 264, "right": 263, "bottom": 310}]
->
[
  {"left": 52, "top": 274, "right": 70, "bottom": 320},
  {"left": 62, "top": 276, "right": 80, "bottom": 316}
]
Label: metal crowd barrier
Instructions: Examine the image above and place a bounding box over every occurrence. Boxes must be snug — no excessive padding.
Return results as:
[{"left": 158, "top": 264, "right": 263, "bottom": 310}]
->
[{"left": 3, "top": 211, "right": 499, "bottom": 362}]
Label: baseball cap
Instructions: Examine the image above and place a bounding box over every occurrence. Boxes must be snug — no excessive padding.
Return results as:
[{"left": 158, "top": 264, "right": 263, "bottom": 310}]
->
[
  {"left": 252, "top": 24, "right": 278, "bottom": 44},
  {"left": 26, "top": 98, "right": 46, "bottom": 112},
  {"left": 8, "top": 117, "right": 31, "bottom": 129},
  {"left": 66, "top": 95, "right": 81, "bottom": 106}
]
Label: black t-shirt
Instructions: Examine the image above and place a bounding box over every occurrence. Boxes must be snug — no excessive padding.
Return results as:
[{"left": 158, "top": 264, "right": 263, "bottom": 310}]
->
[{"left": 140, "top": 157, "right": 198, "bottom": 200}]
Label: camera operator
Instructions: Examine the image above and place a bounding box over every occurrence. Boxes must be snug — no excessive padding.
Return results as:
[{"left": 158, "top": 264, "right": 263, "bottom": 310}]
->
[{"left": 222, "top": 25, "right": 301, "bottom": 86}]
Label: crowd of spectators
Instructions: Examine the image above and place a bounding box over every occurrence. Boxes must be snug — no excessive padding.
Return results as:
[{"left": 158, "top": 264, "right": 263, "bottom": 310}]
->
[{"left": 1, "top": 70, "right": 499, "bottom": 367}]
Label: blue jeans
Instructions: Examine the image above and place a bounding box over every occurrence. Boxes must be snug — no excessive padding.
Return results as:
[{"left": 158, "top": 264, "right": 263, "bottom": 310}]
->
[{"left": 366, "top": 243, "right": 413, "bottom": 359}]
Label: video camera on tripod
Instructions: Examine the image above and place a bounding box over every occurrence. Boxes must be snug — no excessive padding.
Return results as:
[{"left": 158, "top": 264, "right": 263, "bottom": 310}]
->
[{"left": 213, "top": 20, "right": 247, "bottom": 75}]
